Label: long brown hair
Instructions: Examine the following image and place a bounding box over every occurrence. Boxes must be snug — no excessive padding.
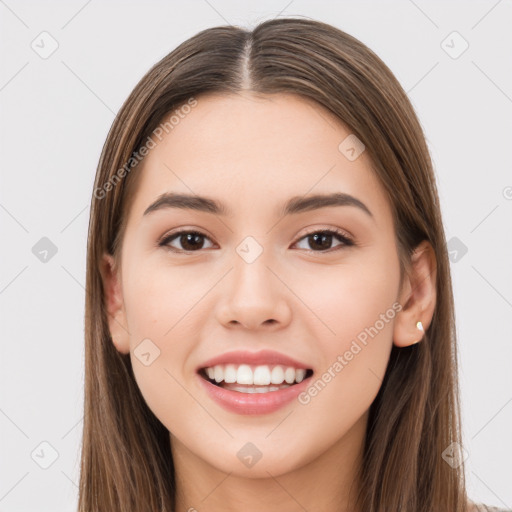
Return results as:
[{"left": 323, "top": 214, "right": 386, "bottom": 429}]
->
[{"left": 80, "top": 16, "right": 468, "bottom": 512}]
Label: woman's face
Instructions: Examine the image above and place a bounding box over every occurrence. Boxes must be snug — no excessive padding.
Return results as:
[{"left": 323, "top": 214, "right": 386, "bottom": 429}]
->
[{"left": 102, "top": 91, "right": 425, "bottom": 478}]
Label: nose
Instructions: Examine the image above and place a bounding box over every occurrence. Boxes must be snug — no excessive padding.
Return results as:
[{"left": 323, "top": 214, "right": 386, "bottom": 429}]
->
[{"left": 215, "top": 249, "right": 292, "bottom": 331}]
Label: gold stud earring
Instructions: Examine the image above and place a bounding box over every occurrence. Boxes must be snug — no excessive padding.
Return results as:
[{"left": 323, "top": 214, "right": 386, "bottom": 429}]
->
[{"left": 412, "top": 321, "right": 424, "bottom": 344}]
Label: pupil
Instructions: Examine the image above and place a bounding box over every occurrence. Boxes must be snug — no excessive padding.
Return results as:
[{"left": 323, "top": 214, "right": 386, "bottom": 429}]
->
[
  {"left": 310, "top": 233, "right": 331, "bottom": 250},
  {"left": 181, "top": 233, "right": 203, "bottom": 250}
]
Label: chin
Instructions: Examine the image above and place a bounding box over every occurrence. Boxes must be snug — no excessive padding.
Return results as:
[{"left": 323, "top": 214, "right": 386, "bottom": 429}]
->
[{"left": 202, "top": 444, "right": 310, "bottom": 478}]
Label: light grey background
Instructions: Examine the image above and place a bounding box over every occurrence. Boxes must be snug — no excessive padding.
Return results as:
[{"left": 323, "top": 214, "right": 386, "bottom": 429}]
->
[{"left": 1, "top": 1, "right": 511, "bottom": 511}]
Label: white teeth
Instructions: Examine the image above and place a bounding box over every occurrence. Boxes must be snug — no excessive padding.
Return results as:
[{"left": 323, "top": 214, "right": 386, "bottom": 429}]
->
[
  {"left": 295, "top": 369, "right": 306, "bottom": 383},
  {"left": 223, "top": 383, "right": 291, "bottom": 393},
  {"left": 253, "top": 365, "right": 271, "bottom": 385},
  {"left": 202, "top": 364, "right": 309, "bottom": 386},
  {"left": 214, "top": 365, "right": 223, "bottom": 383},
  {"left": 224, "top": 364, "right": 237, "bottom": 383},
  {"left": 236, "top": 364, "right": 253, "bottom": 384},
  {"left": 284, "top": 367, "right": 296, "bottom": 384},
  {"left": 270, "top": 365, "right": 284, "bottom": 384}
]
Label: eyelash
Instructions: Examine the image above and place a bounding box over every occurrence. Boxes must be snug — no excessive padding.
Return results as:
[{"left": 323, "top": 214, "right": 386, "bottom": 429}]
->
[{"left": 158, "top": 227, "right": 355, "bottom": 254}]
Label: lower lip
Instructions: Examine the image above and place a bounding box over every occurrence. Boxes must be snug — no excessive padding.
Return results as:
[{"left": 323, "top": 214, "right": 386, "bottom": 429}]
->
[{"left": 197, "top": 373, "right": 312, "bottom": 415}]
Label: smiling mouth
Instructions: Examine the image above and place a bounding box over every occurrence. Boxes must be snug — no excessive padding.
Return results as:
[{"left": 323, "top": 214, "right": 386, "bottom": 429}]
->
[{"left": 198, "top": 367, "right": 314, "bottom": 393}]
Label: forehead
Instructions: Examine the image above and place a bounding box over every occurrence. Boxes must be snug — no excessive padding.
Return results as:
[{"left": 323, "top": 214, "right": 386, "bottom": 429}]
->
[{"left": 126, "top": 92, "right": 392, "bottom": 227}]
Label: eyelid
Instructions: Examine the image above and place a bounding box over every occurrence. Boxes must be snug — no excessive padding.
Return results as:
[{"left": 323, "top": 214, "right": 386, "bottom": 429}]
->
[
  {"left": 295, "top": 225, "right": 353, "bottom": 243},
  {"left": 158, "top": 227, "right": 205, "bottom": 244}
]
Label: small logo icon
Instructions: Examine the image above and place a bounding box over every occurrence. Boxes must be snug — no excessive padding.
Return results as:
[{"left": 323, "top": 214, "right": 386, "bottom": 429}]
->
[
  {"left": 236, "top": 236, "right": 263, "bottom": 264},
  {"left": 441, "top": 441, "right": 469, "bottom": 468},
  {"left": 133, "top": 338, "right": 161, "bottom": 366},
  {"left": 441, "top": 31, "right": 469, "bottom": 59},
  {"left": 503, "top": 186, "right": 512, "bottom": 200},
  {"left": 31, "top": 441, "right": 59, "bottom": 469},
  {"left": 447, "top": 236, "right": 468, "bottom": 263},
  {"left": 338, "top": 134, "right": 365, "bottom": 161},
  {"left": 237, "top": 442, "right": 263, "bottom": 468},
  {"left": 32, "top": 237, "right": 58, "bottom": 263},
  {"left": 31, "top": 31, "right": 59, "bottom": 59}
]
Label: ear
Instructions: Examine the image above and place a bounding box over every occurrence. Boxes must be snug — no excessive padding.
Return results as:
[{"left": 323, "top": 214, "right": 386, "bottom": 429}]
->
[
  {"left": 99, "top": 252, "right": 131, "bottom": 354},
  {"left": 393, "top": 240, "right": 437, "bottom": 348}
]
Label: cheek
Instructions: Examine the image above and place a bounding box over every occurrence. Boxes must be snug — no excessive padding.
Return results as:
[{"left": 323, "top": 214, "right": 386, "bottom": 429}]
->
[
  {"left": 122, "top": 262, "right": 208, "bottom": 430},
  {"left": 130, "top": 355, "right": 199, "bottom": 442},
  {"left": 124, "top": 258, "right": 202, "bottom": 336},
  {"left": 124, "top": 266, "right": 196, "bottom": 373},
  {"left": 295, "top": 258, "right": 397, "bottom": 408},
  {"left": 299, "top": 258, "right": 399, "bottom": 347},
  {"left": 291, "top": 271, "right": 396, "bottom": 462}
]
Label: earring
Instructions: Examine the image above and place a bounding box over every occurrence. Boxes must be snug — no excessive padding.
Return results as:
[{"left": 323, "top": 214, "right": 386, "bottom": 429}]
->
[{"left": 412, "top": 321, "right": 424, "bottom": 344}]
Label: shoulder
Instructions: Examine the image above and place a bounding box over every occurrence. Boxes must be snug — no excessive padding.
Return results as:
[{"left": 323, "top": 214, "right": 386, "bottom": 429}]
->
[{"left": 468, "top": 502, "right": 512, "bottom": 512}]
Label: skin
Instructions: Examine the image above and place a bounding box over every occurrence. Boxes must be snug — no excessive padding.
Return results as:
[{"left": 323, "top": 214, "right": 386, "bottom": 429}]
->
[{"left": 101, "top": 91, "right": 437, "bottom": 512}]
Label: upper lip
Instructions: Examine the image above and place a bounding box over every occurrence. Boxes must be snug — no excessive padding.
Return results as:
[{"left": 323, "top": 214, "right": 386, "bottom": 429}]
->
[{"left": 197, "top": 349, "right": 313, "bottom": 372}]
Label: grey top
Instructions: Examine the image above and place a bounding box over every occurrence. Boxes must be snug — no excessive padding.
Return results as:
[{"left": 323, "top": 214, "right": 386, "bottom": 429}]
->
[{"left": 471, "top": 504, "right": 512, "bottom": 512}]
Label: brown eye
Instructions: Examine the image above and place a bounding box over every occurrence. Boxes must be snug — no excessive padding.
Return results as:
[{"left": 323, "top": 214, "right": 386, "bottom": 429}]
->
[
  {"left": 160, "top": 231, "right": 214, "bottom": 252},
  {"left": 293, "top": 229, "right": 354, "bottom": 252},
  {"left": 159, "top": 228, "right": 354, "bottom": 254}
]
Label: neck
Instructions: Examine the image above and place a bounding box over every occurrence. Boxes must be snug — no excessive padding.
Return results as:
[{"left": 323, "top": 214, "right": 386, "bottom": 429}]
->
[{"left": 170, "top": 411, "right": 367, "bottom": 512}]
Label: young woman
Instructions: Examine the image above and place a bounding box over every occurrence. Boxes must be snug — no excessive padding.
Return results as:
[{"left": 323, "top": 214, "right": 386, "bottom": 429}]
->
[{"left": 79, "top": 17, "right": 509, "bottom": 512}]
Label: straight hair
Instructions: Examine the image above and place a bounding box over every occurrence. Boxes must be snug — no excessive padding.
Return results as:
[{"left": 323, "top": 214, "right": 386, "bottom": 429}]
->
[{"left": 80, "top": 17, "right": 468, "bottom": 512}]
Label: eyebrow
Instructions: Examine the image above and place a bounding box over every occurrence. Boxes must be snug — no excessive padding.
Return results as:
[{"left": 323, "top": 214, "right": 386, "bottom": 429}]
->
[{"left": 143, "top": 192, "right": 373, "bottom": 219}]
